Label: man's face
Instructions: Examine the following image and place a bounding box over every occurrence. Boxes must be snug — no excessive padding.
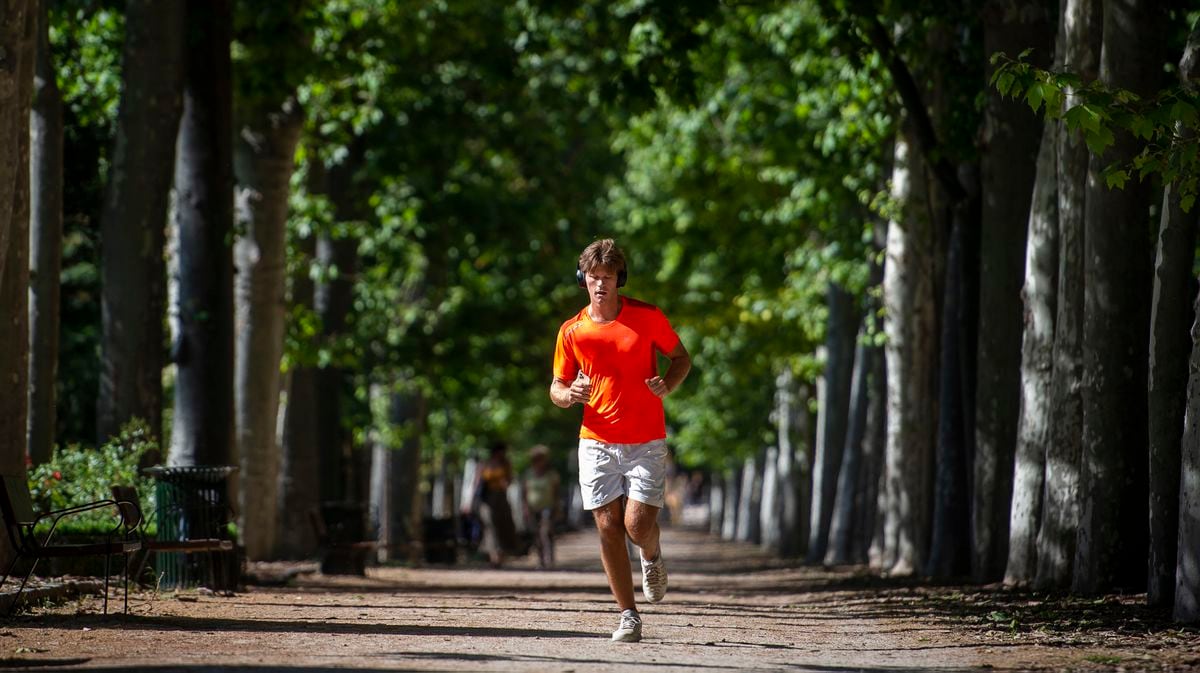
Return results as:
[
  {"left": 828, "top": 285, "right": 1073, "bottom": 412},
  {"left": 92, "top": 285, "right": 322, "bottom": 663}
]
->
[{"left": 584, "top": 265, "right": 620, "bottom": 306}]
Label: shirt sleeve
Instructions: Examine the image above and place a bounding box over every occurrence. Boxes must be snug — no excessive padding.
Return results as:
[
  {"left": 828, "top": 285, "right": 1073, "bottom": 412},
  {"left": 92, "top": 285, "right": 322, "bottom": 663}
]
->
[
  {"left": 652, "top": 308, "right": 681, "bottom": 354},
  {"left": 552, "top": 325, "right": 578, "bottom": 382}
]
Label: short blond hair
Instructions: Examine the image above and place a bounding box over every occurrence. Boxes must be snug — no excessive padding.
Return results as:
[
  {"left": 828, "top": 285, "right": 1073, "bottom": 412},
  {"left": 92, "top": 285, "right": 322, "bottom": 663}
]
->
[{"left": 579, "top": 239, "right": 626, "bottom": 275}]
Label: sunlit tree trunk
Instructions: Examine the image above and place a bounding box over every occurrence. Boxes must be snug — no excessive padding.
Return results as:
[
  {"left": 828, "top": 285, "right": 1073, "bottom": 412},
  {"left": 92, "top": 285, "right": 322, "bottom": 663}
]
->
[
  {"left": 721, "top": 467, "right": 739, "bottom": 541},
  {"left": 234, "top": 97, "right": 303, "bottom": 560},
  {"left": 382, "top": 385, "right": 426, "bottom": 563},
  {"left": 809, "top": 284, "right": 858, "bottom": 562},
  {"left": 856, "top": 341, "right": 887, "bottom": 564},
  {"left": 759, "top": 445, "right": 780, "bottom": 551},
  {"left": 1036, "top": 0, "right": 1100, "bottom": 592},
  {"left": 170, "top": 0, "right": 233, "bottom": 467},
  {"left": 97, "top": 0, "right": 184, "bottom": 443},
  {"left": 1005, "top": 117, "right": 1058, "bottom": 586},
  {"left": 27, "top": 0, "right": 61, "bottom": 466},
  {"left": 736, "top": 452, "right": 762, "bottom": 544},
  {"left": 972, "top": 0, "right": 1054, "bottom": 583},
  {"left": 881, "top": 128, "right": 938, "bottom": 575},
  {"left": 1147, "top": 26, "right": 1200, "bottom": 609},
  {"left": 774, "top": 369, "right": 806, "bottom": 557},
  {"left": 1074, "top": 0, "right": 1165, "bottom": 594}
]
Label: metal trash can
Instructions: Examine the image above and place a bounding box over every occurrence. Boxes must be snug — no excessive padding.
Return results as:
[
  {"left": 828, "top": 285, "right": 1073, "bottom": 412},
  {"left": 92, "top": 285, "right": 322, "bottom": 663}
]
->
[{"left": 143, "top": 465, "right": 238, "bottom": 589}]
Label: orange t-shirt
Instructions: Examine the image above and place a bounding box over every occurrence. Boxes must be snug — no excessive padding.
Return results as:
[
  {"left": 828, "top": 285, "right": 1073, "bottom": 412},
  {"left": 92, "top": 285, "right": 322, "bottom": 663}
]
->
[{"left": 553, "top": 297, "right": 681, "bottom": 444}]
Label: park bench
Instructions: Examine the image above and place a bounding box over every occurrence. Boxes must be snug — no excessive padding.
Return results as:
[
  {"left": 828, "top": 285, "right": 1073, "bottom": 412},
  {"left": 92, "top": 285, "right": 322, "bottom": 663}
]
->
[
  {"left": 0, "top": 473, "right": 141, "bottom": 615},
  {"left": 110, "top": 485, "right": 236, "bottom": 591},
  {"left": 309, "top": 502, "right": 376, "bottom": 575}
]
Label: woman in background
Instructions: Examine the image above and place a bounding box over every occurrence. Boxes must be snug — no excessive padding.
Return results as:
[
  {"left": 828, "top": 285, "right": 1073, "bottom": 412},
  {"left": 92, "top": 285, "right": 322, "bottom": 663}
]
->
[
  {"left": 523, "top": 444, "right": 561, "bottom": 569},
  {"left": 476, "top": 440, "right": 519, "bottom": 567}
]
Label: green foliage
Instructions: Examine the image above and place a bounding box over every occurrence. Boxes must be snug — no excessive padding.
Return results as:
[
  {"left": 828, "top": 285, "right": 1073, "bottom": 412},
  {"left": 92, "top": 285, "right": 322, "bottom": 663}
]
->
[
  {"left": 28, "top": 421, "right": 159, "bottom": 537},
  {"left": 992, "top": 52, "right": 1200, "bottom": 210}
]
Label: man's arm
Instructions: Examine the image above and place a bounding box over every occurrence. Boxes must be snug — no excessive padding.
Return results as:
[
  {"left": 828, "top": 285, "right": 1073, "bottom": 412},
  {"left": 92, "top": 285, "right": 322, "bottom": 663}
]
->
[
  {"left": 550, "top": 376, "right": 591, "bottom": 408},
  {"left": 646, "top": 341, "right": 691, "bottom": 398}
]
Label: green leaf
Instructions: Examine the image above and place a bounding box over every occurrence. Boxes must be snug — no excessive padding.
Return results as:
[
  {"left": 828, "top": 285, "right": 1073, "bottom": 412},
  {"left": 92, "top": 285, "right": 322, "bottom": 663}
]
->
[
  {"left": 1104, "top": 168, "right": 1129, "bottom": 190},
  {"left": 1129, "top": 115, "right": 1155, "bottom": 140},
  {"left": 997, "top": 72, "right": 1015, "bottom": 97},
  {"left": 1172, "top": 100, "right": 1198, "bottom": 126},
  {"left": 1181, "top": 193, "right": 1196, "bottom": 213},
  {"left": 1018, "top": 47, "right": 1034, "bottom": 60},
  {"left": 1085, "top": 126, "right": 1115, "bottom": 156},
  {"left": 1064, "top": 103, "right": 1103, "bottom": 134},
  {"left": 1025, "top": 82, "right": 1044, "bottom": 113}
]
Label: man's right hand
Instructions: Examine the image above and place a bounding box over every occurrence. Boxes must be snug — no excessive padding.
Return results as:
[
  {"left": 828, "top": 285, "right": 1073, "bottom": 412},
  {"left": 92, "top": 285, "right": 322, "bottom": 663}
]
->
[{"left": 568, "top": 376, "right": 592, "bottom": 405}]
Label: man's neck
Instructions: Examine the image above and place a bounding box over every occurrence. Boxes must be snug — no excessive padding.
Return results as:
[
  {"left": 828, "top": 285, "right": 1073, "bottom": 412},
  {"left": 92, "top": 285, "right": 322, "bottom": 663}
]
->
[{"left": 588, "top": 296, "right": 622, "bottom": 323}]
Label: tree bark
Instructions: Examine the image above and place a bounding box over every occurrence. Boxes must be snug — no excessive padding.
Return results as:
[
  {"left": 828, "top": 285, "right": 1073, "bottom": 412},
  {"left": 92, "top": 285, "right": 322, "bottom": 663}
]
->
[
  {"left": 856, "top": 339, "right": 887, "bottom": 564},
  {"left": 234, "top": 97, "right": 303, "bottom": 560},
  {"left": 808, "top": 284, "right": 859, "bottom": 562},
  {"left": 1005, "top": 117, "right": 1059, "bottom": 586},
  {"left": 385, "top": 387, "right": 426, "bottom": 563},
  {"left": 1178, "top": 292, "right": 1200, "bottom": 622},
  {"left": 170, "top": 0, "right": 234, "bottom": 468},
  {"left": 1147, "top": 25, "right": 1200, "bottom": 609},
  {"left": 0, "top": 0, "right": 34, "bottom": 492},
  {"left": 881, "top": 128, "right": 939, "bottom": 575},
  {"left": 97, "top": 0, "right": 184, "bottom": 443},
  {"left": 736, "top": 453, "right": 762, "bottom": 544},
  {"left": 27, "top": 0, "right": 61, "bottom": 466},
  {"left": 775, "top": 369, "right": 807, "bottom": 557},
  {"left": 1073, "top": 0, "right": 1165, "bottom": 594},
  {"left": 721, "top": 467, "right": 740, "bottom": 541},
  {"left": 759, "top": 445, "right": 781, "bottom": 551},
  {"left": 1035, "top": 0, "right": 1100, "bottom": 592},
  {"left": 278, "top": 230, "right": 320, "bottom": 559},
  {"left": 827, "top": 334, "right": 871, "bottom": 565},
  {"left": 972, "top": 0, "right": 1054, "bottom": 583}
]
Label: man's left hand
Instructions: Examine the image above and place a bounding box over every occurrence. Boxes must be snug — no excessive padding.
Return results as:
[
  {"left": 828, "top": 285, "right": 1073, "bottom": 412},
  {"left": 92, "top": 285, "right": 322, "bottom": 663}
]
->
[{"left": 645, "top": 376, "right": 670, "bottom": 398}]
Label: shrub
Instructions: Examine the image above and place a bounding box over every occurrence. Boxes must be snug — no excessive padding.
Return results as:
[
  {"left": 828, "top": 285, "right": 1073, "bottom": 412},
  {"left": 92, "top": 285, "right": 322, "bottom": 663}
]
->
[{"left": 28, "top": 420, "right": 159, "bottom": 538}]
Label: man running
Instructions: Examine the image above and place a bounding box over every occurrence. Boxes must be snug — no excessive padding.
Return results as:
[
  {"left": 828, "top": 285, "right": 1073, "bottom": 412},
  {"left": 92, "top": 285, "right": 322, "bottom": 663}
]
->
[{"left": 550, "top": 239, "right": 691, "bottom": 643}]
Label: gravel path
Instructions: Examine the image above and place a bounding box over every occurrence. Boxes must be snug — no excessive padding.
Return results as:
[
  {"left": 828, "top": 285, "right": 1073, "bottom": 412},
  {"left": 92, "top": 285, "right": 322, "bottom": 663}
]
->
[{"left": 2, "top": 522, "right": 1195, "bottom": 672}]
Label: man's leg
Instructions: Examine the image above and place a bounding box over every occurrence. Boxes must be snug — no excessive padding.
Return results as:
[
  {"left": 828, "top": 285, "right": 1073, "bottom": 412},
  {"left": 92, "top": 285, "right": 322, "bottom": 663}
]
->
[
  {"left": 593, "top": 498, "right": 636, "bottom": 610},
  {"left": 624, "top": 500, "right": 661, "bottom": 561}
]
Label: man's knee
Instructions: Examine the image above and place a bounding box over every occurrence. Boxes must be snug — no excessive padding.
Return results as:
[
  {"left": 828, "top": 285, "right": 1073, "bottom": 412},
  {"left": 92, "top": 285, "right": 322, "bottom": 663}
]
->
[
  {"left": 593, "top": 502, "right": 626, "bottom": 540},
  {"left": 624, "top": 507, "right": 658, "bottom": 545}
]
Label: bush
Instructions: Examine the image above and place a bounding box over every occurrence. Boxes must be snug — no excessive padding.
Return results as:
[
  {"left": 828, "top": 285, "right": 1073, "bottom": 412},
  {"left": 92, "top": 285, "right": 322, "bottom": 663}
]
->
[{"left": 28, "top": 420, "right": 159, "bottom": 538}]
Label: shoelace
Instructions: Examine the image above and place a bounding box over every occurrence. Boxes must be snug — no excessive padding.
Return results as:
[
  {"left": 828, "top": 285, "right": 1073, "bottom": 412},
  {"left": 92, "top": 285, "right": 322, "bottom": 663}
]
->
[
  {"left": 620, "top": 612, "right": 641, "bottom": 630},
  {"left": 644, "top": 560, "right": 665, "bottom": 586}
]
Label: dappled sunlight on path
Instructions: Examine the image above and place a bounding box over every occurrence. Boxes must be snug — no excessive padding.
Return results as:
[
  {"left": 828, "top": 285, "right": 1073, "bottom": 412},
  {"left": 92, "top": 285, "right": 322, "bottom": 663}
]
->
[{"left": 3, "top": 523, "right": 1194, "bottom": 672}]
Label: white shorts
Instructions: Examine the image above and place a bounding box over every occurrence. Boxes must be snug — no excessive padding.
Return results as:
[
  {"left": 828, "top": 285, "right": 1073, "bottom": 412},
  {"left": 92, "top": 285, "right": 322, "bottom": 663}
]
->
[{"left": 578, "top": 438, "right": 668, "bottom": 510}]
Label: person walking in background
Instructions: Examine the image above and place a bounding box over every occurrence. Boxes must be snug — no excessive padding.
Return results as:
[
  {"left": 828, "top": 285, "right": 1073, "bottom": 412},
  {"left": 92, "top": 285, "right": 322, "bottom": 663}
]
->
[
  {"left": 473, "top": 440, "right": 520, "bottom": 568},
  {"left": 522, "top": 444, "right": 562, "bottom": 569},
  {"left": 550, "top": 238, "right": 691, "bottom": 643}
]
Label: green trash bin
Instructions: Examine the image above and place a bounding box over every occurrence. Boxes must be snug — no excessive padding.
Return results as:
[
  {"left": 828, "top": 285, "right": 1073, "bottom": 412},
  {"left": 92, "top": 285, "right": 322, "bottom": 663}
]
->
[{"left": 143, "top": 465, "right": 238, "bottom": 590}]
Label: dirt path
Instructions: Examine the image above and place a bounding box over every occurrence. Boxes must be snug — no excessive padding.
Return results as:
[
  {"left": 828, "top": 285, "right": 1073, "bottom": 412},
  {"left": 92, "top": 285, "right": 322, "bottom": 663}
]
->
[{"left": 3, "top": 522, "right": 1198, "bottom": 672}]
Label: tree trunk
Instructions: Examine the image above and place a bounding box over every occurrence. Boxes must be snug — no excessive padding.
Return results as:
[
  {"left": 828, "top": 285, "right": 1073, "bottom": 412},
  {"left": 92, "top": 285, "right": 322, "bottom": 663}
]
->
[
  {"left": 708, "top": 478, "right": 724, "bottom": 536},
  {"left": 775, "top": 369, "right": 806, "bottom": 557},
  {"left": 928, "top": 199, "right": 975, "bottom": 579},
  {"left": 808, "top": 284, "right": 859, "bottom": 562},
  {"left": 759, "top": 445, "right": 781, "bottom": 551},
  {"left": 0, "top": 0, "right": 35, "bottom": 489},
  {"left": 721, "top": 467, "right": 740, "bottom": 541},
  {"left": 973, "top": 0, "right": 1054, "bottom": 583},
  {"left": 1005, "top": 117, "right": 1059, "bottom": 586},
  {"left": 26, "top": 0, "right": 61, "bottom": 466},
  {"left": 278, "top": 230, "right": 320, "bottom": 559},
  {"left": 315, "top": 146, "right": 364, "bottom": 503},
  {"left": 881, "top": 129, "right": 939, "bottom": 575},
  {"left": 827, "top": 334, "right": 871, "bottom": 566},
  {"left": 1147, "top": 26, "right": 1200, "bottom": 609},
  {"left": 1035, "top": 0, "right": 1100, "bottom": 592},
  {"left": 735, "top": 453, "right": 762, "bottom": 544},
  {"left": 97, "top": 0, "right": 185, "bottom": 443},
  {"left": 1073, "top": 0, "right": 1165, "bottom": 594},
  {"left": 0, "top": 0, "right": 34, "bottom": 295},
  {"left": 1177, "top": 292, "right": 1200, "bottom": 622},
  {"left": 233, "top": 97, "right": 303, "bottom": 560},
  {"left": 385, "top": 388, "right": 426, "bottom": 563},
  {"left": 856, "top": 339, "right": 887, "bottom": 564},
  {"left": 170, "top": 0, "right": 233, "bottom": 467}
]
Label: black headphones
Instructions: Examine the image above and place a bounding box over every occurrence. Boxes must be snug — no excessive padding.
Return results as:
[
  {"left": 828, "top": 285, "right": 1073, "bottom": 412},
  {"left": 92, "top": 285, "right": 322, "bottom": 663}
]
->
[{"left": 577, "top": 263, "right": 627, "bottom": 289}]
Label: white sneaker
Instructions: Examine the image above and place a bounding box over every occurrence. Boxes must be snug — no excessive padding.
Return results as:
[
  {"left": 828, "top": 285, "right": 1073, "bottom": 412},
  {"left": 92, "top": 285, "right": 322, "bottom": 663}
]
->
[
  {"left": 641, "top": 551, "right": 667, "bottom": 603},
  {"left": 611, "top": 609, "right": 642, "bottom": 642}
]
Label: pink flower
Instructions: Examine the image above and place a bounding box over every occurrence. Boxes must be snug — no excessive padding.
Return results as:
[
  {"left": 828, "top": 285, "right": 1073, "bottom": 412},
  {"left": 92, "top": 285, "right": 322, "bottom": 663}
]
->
[{"left": 52, "top": 471, "right": 62, "bottom": 480}]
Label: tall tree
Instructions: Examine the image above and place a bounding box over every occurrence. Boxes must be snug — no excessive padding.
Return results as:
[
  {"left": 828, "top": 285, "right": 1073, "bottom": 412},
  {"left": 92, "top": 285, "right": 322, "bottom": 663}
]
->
[
  {"left": 808, "top": 283, "right": 859, "bottom": 562},
  {"left": 1073, "top": 0, "right": 1165, "bottom": 594},
  {"left": 972, "top": 0, "right": 1054, "bottom": 583},
  {"left": 96, "top": 0, "right": 185, "bottom": 443},
  {"left": 170, "top": 0, "right": 234, "bottom": 467},
  {"left": 1147, "top": 25, "right": 1200, "bottom": 609},
  {"left": 1179, "top": 294, "right": 1200, "bottom": 622},
  {"left": 27, "top": 0, "right": 63, "bottom": 466},
  {"left": 233, "top": 3, "right": 309, "bottom": 560},
  {"left": 880, "top": 128, "right": 939, "bottom": 575},
  {"left": 1035, "top": 0, "right": 1100, "bottom": 591},
  {"left": 0, "top": 0, "right": 35, "bottom": 498},
  {"left": 1004, "top": 107, "right": 1059, "bottom": 586}
]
